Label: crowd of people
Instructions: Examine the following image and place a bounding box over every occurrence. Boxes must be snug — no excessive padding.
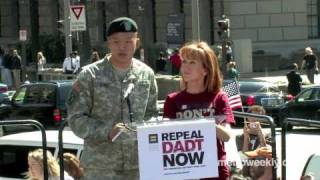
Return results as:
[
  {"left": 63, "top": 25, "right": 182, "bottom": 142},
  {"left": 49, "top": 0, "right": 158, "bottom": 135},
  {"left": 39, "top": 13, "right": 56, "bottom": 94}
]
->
[
  {"left": 26, "top": 148, "right": 83, "bottom": 180},
  {"left": 0, "top": 48, "right": 22, "bottom": 89}
]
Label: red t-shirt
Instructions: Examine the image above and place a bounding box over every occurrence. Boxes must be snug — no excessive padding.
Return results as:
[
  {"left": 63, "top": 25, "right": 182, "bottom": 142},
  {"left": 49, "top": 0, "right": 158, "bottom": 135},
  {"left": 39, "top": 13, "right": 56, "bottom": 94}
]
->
[
  {"left": 169, "top": 53, "right": 182, "bottom": 69},
  {"left": 163, "top": 90, "right": 235, "bottom": 180}
]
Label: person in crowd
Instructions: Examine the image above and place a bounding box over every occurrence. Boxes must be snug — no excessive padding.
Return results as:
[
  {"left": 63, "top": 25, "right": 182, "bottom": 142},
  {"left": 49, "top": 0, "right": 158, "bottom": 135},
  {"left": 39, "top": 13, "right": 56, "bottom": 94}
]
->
[
  {"left": 11, "top": 49, "right": 22, "bottom": 89},
  {"left": 301, "top": 47, "right": 318, "bottom": 84},
  {"left": 226, "top": 41, "right": 233, "bottom": 63},
  {"left": 63, "top": 153, "right": 84, "bottom": 180},
  {"left": 226, "top": 61, "right": 239, "bottom": 81},
  {"left": 73, "top": 51, "right": 80, "bottom": 73},
  {"left": 302, "top": 174, "right": 315, "bottom": 180},
  {"left": 63, "top": 52, "right": 77, "bottom": 75},
  {"left": 287, "top": 63, "right": 303, "bottom": 96},
  {"left": 1, "top": 48, "right": 13, "bottom": 89},
  {"left": 169, "top": 48, "right": 181, "bottom": 75},
  {"left": 155, "top": 51, "right": 167, "bottom": 73},
  {"left": 163, "top": 41, "right": 235, "bottom": 180},
  {"left": 0, "top": 47, "right": 4, "bottom": 82},
  {"left": 67, "top": 17, "right": 158, "bottom": 179},
  {"left": 236, "top": 105, "right": 272, "bottom": 180},
  {"left": 90, "top": 50, "right": 100, "bottom": 63},
  {"left": 37, "top": 51, "right": 46, "bottom": 72},
  {"left": 37, "top": 51, "right": 46, "bottom": 81},
  {"left": 26, "top": 148, "right": 73, "bottom": 180}
]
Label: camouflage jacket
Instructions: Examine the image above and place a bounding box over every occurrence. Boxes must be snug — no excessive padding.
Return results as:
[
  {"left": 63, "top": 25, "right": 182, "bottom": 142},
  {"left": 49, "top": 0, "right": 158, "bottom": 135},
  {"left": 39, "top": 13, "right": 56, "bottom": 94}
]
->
[{"left": 67, "top": 57, "right": 158, "bottom": 171}]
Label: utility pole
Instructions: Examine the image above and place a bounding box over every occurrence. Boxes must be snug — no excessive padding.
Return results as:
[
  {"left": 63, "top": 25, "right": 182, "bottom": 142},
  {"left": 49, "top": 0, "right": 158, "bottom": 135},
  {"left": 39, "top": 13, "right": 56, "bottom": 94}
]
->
[
  {"left": 64, "top": 0, "right": 72, "bottom": 58},
  {"left": 191, "top": 0, "right": 200, "bottom": 41},
  {"left": 29, "top": 0, "right": 39, "bottom": 62},
  {"left": 79, "top": 0, "right": 91, "bottom": 66},
  {"left": 217, "top": 15, "right": 230, "bottom": 74}
]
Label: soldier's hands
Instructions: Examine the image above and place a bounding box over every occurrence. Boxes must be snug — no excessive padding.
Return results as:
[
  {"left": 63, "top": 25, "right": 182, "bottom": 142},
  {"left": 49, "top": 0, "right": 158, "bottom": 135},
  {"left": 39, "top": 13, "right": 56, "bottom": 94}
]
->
[{"left": 108, "top": 123, "right": 126, "bottom": 142}]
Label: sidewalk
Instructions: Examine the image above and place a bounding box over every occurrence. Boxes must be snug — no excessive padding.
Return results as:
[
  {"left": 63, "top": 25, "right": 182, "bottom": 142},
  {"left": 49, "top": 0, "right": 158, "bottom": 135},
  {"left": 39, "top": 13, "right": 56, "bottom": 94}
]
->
[{"left": 240, "top": 69, "right": 309, "bottom": 85}]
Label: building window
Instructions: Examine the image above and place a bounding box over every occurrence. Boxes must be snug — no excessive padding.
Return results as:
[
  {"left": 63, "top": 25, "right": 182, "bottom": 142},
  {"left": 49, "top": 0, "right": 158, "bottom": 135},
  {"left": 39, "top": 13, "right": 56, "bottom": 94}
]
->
[{"left": 307, "top": 0, "right": 318, "bottom": 38}]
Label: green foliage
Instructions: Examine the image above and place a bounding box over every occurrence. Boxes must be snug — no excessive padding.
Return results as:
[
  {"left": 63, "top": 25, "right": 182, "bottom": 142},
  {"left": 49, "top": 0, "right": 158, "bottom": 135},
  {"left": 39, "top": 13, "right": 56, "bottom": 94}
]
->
[
  {"left": 25, "top": 33, "right": 65, "bottom": 65},
  {"left": 38, "top": 33, "right": 65, "bottom": 63}
]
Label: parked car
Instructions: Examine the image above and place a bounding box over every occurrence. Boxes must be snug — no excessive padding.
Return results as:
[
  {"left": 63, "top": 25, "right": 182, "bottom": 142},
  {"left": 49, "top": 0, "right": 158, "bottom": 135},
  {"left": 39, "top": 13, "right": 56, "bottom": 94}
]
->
[
  {"left": 0, "top": 80, "right": 73, "bottom": 133},
  {"left": 279, "top": 86, "right": 320, "bottom": 124},
  {"left": 0, "top": 83, "right": 9, "bottom": 104},
  {"left": 0, "top": 130, "right": 83, "bottom": 179},
  {"left": 224, "top": 79, "right": 290, "bottom": 125},
  {"left": 157, "top": 80, "right": 288, "bottom": 125},
  {"left": 0, "top": 83, "right": 8, "bottom": 93}
]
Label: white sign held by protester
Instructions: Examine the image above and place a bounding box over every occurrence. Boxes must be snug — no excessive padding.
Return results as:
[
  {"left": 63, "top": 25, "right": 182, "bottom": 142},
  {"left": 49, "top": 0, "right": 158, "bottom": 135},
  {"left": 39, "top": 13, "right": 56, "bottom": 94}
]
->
[
  {"left": 70, "top": 5, "right": 86, "bottom": 32},
  {"left": 137, "top": 119, "right": 218, "bottom": 180}
]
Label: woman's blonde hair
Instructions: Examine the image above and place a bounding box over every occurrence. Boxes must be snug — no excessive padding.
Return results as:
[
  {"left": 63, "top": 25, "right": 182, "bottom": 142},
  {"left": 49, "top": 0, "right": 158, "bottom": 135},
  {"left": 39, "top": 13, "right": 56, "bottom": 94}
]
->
[
  {"left": 26, "top": 148, "right": 60, "bottom": 179},
  {"left": 179, "top": 41, "right": 222, "bottom": 93},
  {"left": 63, "top": 153, "right": 84, "bottom": 180},
  {"left": 37, "top": 51, "right": 44, "bottom": 58}
]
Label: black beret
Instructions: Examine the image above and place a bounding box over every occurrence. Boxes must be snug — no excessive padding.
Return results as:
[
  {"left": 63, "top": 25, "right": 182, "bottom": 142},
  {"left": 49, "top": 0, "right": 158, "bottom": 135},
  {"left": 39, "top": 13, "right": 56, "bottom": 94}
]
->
[{"left": 107, "top": 17, "right": 138, "bottom": 37}]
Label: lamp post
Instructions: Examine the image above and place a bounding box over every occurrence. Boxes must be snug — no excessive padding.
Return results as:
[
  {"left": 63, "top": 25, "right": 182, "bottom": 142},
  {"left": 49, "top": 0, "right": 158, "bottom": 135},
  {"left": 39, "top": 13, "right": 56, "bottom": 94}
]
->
[
  {"left": 64, "top": 0, "right": 72, "bottom": 58},
  {"left": 217, "top": 14, "right": 230, "bottom": 74},
  {"left": 191, "top": 0, "right": 200, "bottom": 41}
]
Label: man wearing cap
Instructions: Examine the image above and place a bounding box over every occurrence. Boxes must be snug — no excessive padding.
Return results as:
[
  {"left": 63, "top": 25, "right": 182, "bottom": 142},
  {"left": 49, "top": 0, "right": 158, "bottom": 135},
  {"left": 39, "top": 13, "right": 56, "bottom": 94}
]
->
[
  {"left": 63, "top": 52, "right": 78, "bottom": 75},
  {"left": 67, "top": 17, "right": 158, "bottom": 180}
]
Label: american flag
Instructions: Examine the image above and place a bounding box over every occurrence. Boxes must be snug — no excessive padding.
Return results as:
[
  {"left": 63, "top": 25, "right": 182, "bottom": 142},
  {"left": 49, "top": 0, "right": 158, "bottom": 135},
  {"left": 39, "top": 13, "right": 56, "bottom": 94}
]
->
[{"left": 222, "top": 81, "right": 243, "bottom": 110}]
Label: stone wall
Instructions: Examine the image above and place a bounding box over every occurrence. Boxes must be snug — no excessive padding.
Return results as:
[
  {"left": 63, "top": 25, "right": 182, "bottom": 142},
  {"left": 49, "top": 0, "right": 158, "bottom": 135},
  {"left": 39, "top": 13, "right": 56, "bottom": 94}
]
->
[
  {"left": 252, "top": 53, "right": 282, "bottom": 72},
  {"left": 225, "top": 0, "right": 308, "bottom": 42}
]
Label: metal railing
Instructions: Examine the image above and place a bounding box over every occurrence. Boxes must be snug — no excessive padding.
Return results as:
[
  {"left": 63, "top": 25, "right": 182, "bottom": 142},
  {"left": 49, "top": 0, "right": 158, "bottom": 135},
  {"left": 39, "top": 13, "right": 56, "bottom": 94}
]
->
[
  {"left": 0, "top": 120, "right": 48, "bottom": 180},
  {"left": 10, "top": 111, "right": 275, "bottom": 180},
  {"left": 38, "top": 71, "right": 76, "bottom": 81},
  {"left": 233, "top": 111, "right": 277, "bottom": 180},
  {"left": 58, "top": 120, "right": 68, "bottom": 180},
  {"left": 281, "top": 118, "right": 320, "bottom": 180}
]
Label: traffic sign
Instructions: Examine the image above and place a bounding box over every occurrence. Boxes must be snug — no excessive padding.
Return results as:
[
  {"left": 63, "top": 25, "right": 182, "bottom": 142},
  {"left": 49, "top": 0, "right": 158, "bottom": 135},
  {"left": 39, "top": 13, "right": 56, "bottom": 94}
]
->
[
  {"left": 70, "top": 5, "right": 86, "bottom": 32},
  {"left": 19, "top": 30, "right": 27, "bottom": 41}
]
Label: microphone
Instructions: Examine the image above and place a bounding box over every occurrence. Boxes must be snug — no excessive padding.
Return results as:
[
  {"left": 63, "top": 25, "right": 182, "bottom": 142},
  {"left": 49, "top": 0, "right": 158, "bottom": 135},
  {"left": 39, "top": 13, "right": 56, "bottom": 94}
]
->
[{"left": 123, "top": 82, "right": 135, "bottom": 99}]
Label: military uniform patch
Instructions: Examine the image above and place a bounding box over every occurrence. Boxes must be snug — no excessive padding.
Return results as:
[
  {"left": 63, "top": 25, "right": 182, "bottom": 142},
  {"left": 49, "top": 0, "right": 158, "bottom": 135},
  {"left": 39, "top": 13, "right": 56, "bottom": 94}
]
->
[
  {"left": 72, "top": 80, "right": 80, "bottom": 92},
  {"left": 68, "top": 80, "right": 80, "bottom": 104}
]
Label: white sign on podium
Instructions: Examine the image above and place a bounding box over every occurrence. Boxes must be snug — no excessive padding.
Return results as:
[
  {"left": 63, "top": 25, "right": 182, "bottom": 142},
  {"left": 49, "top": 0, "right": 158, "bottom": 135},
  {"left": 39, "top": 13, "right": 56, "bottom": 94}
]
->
[{"left": 137, "top": 118, "right": 218, "bottom": 180}]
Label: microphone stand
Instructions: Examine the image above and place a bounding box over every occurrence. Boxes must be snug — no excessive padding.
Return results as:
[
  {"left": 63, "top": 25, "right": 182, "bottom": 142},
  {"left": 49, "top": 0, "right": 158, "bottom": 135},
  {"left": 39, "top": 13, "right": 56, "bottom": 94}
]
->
[{"left": 126, "top": 95, "right": 134, "bottom": 124}]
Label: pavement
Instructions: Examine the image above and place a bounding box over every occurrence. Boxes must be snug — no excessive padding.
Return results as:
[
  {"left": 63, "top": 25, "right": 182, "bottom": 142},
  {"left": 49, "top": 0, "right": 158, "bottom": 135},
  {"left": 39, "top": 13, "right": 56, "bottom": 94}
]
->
[
  {"left": 241, "top": 69, "right": 302, "bottom": 83},
  {"left": 240, "top": 69, "right": 311, "bottom": 89}
]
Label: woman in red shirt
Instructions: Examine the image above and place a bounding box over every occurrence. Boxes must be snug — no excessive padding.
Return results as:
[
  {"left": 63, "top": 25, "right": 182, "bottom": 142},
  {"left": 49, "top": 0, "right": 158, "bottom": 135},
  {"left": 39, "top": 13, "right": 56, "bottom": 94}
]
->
[{"left": 163, "top": 41, "right": 235, "bottom": 180}]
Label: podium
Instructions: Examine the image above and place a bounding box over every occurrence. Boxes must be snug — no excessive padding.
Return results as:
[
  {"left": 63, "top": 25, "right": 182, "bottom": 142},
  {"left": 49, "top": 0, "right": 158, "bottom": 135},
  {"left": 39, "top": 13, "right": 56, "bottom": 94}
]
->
[{"left": 137, "top": 118, "right": 219, "bottom": 180}]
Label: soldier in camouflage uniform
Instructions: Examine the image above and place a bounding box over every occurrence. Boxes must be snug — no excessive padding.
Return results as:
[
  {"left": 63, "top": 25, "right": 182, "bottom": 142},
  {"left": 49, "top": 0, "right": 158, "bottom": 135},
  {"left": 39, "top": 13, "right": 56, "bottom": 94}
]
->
[{"left": 67, "top": 17, "right": 158, "bottom": 180}]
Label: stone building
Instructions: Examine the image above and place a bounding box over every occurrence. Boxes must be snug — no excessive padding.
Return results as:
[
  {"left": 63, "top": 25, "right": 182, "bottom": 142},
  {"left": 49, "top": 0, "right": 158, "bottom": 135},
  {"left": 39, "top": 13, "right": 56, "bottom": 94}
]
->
[{"left": 0, "top": 0, "right": 319, "bottom": 71}]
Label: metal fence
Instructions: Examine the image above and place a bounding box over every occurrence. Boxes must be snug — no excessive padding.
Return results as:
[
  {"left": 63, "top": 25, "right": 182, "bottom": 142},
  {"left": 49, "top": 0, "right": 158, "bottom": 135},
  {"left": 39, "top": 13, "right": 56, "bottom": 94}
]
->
[
  {"left": 38, "top": 71, "right": 76, "bottom": 81},
  {"left": 281, "top": 118, "right": 320, "bottom": 180},
  {"left": 0, "top": 120, "right": 49, "bottom": 180},
  {"left": 58, "top": 120, "right": 68, "bottom": 180},
  {"left": 233, "top": 111, "right": 277, "bottom": 180},
  {"left": 0, "top": 112, "right": 278, "bottom": 180}
]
